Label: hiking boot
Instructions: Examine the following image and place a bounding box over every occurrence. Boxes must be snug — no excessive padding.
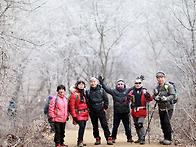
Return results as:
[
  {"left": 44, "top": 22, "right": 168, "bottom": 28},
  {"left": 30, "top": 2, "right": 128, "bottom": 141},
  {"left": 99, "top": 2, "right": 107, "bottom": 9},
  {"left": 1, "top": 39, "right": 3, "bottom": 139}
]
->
[
  {"left": 94, "top": 137, "right": 101, "bottom": 145},
  {"left": 163, "top": 139, "right": 171, "bottom": 145},
  {"left": 127, "top": 138, "right": 134, "bottom": 143},
  {"left": 60, "top": 144, "right": 68, "bottom": 147},
  {"left": 107, "top": 137, "right": 113, "bottom": 145},
  {"left": 140, "top": 139, "right": 145, "bottom": 145},
  {"left": 112, "top": 137, "right": 116, "bottom": 143},
  {"left": 134, "top": 139, "right": 140, "bottom": 143},
  {"left": 77, "top": 141, "right": 86, "bottom": 146},
  {"left": 78, "top": 141, "right": 84, "bottom": 147}
]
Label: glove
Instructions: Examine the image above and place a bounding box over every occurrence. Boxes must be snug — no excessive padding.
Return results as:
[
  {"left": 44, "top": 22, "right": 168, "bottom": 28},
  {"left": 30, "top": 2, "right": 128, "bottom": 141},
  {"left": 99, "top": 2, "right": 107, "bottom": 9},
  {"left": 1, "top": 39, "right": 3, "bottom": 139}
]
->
[
  {"left": 98, "top": 76, "right": 104, "bottom": 84},
  {"left": 145, "top": 92, "right": 151, "bottom": 99},
  {"left": 154, "top": 96, "right": 160, "bottom": 101},
  {"left": 73, "top": 117, "right": 78, "bottom": 123},
  {"left": 154, "top": 88, "right": 159, "bottom": 96},
  {"left": 161, "top": 96, "right": 167, "bottom": 101},
  {"left": 51, "top": 118, "right": 55, "bottom": 123},
  {"left": 73, "top": 120, "right": 77, "bottom": 125},
  {"left": 127, "top": 95, "right": 132, "bottom": 101},
  {"left": 103, "top": 109, "right": 106, "bottom": 112}
]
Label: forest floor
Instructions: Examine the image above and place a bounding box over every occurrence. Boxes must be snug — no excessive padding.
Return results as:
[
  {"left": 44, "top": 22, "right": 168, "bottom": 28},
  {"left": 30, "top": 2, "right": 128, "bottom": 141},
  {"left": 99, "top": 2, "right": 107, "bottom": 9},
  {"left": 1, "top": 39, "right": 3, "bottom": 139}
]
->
[{"left": 43, "top": 129, "right": 185, "bottom": 147}]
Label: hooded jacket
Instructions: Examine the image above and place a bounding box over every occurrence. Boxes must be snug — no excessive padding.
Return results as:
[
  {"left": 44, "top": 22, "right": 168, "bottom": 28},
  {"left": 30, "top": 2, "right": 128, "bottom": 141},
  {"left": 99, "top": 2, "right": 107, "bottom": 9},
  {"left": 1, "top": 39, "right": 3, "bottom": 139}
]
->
[
  {"left": 127, "top": 87, "right": 153, "bottom": 117},
  {"left": 49, "top": 94, "right": 69, "bottom": 123},
  {"left": 69, "top": 87, "right": 89, "bottom": 121},
  {"left": 86, "top": 84, "right": 108, "bottom": 113}
]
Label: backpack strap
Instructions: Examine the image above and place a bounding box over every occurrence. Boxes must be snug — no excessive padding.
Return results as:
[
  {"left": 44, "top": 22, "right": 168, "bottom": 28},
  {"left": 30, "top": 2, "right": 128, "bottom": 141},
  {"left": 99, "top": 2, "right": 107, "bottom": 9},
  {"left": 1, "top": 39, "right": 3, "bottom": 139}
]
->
[
  {"left": 55, "top": 95, "right": 58, "bottom": 108},
  {"left": 164, "top": 84, "right": 169, "bottom": 93}
]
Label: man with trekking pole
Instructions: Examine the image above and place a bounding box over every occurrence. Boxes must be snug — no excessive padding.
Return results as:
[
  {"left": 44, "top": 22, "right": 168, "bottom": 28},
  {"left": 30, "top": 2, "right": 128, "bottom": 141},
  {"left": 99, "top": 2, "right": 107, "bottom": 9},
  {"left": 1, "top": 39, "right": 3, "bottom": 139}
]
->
[
  {"left": 126, "top": 76, "right": 153, "bottom": 145},
  {"left": 153, "top": 71, "right": 175, "bottom": 145}
]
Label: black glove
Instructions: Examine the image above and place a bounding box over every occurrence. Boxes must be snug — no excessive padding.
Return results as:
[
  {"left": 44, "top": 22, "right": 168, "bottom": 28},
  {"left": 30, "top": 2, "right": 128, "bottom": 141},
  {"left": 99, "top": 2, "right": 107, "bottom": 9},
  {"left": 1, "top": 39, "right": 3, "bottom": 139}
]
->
[
  {"left": 98, "top": 76, "right": 104, "bottom": 84},
  {"left": 145, "top": 92, "right": 151, "bottom": 99},
  {"left": 127, "top": 95, "right": 132, "bottom": 101},
  {"left": 73, "top": 117, "right": 78, "bottom": 123}
]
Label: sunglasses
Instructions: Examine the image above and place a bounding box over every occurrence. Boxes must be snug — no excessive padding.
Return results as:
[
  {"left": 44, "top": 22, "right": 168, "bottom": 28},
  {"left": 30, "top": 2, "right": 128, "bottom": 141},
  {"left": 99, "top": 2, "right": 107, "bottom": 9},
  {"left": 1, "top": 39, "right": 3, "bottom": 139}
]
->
[{"left": 135, "top": 82, "right": 141, "bottom": 84}]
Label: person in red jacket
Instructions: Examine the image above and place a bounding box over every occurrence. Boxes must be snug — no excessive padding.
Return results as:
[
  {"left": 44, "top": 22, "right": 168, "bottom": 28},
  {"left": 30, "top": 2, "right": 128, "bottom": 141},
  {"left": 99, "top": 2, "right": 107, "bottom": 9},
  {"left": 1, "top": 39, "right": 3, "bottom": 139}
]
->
[
  {"left": 126, "top": 77, "right": 153, "bottom": 145},
  {"left": 49, "top": 85, "right": 69, "bottom": 147},
  {"left": 69, "top": 80, "right": 89, "bottom": 147}
]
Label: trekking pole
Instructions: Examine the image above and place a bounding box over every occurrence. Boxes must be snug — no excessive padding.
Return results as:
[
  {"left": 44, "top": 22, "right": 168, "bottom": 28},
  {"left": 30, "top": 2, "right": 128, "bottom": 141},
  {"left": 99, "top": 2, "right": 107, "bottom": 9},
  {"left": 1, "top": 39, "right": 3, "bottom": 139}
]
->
[
  {"left": 144, "top": 101, "right": 157, "bottom": 139},
  {"left": 165, "top": 108, "right": 177, "bottom": 146},
  {"left": 147, "top": 101, "right": 150, "bottom": 144}
]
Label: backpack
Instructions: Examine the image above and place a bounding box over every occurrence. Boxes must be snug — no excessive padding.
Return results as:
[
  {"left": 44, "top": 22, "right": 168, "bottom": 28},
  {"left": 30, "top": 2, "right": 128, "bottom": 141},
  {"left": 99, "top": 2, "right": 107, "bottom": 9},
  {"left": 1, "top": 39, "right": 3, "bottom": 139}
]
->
[
  {"left": 8, "top": 103, "right": 17, "bottom": 117},
  {"left": 67, "top": 92, "right": 79, "bottom": 112},
  {"left": 164, "top": 81, "right": 178, "bottom": 104}
]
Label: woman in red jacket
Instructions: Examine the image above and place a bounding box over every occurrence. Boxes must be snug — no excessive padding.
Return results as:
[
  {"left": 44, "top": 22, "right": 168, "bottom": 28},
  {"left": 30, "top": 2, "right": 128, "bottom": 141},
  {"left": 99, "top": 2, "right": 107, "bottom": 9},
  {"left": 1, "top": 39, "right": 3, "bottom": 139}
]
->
[
  {"left": 49, "top": 85, "right": 69, "bottom": 147},
  {"left": 69, "top": 80, "right": 89, "bottom": 147},
  {"left": 126, "top": 77, "right": 153, "bottom": 145}
]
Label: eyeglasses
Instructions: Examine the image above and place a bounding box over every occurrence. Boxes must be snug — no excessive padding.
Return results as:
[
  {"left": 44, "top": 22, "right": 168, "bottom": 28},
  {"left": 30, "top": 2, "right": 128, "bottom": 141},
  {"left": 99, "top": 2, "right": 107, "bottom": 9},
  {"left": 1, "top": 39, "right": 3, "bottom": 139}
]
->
[{"left": 135, "top": 82, "right": 141, "bottom": 84}]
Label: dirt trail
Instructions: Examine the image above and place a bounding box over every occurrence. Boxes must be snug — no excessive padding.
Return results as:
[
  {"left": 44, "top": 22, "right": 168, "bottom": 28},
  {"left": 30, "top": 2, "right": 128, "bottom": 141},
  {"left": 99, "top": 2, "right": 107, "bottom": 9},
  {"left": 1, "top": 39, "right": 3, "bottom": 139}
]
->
[{"left": 58, "top": 129, "right": 174, "bottom": 147}]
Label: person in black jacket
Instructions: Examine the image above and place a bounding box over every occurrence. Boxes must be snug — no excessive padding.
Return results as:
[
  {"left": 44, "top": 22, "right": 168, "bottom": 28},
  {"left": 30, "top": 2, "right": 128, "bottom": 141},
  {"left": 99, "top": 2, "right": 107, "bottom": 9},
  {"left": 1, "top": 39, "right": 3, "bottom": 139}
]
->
[
  {"left": 98, "top": 76, "right": 134, "bottom": 143},
  {"left": 86, "top": 77, "right": 113, "bottom": 145}
]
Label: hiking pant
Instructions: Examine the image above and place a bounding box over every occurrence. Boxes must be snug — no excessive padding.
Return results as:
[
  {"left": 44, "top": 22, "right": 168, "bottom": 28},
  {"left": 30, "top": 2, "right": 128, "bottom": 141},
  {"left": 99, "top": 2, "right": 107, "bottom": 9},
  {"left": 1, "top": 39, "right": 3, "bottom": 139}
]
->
[
  {"left": 77, "top": 120, "right": 87, "bottom": 142},
  {"left": 54, "top": 122, "right": 66, "bottom": 146},
  {"left": 159, "top": 109, "right": 173, "bottom": 141},
  {"left": 133, "top": 117, "right": 145, "bottom": 141},
  {"left": 90, "top": 111, "right": 110, "bottom": 140},
  {"left": 112, "top": 112, "right": 132, "bottom": 139}
]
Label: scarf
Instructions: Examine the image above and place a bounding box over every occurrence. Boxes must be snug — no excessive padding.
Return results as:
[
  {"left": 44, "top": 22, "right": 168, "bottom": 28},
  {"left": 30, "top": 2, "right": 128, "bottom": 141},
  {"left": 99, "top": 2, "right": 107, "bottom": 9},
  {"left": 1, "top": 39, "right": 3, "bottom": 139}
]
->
[
  {"left": 132, "top": 87, "right": 143, "bottom": 107},
  {"left": 77, "top": 88, "right": 85, "bottom": 103}
]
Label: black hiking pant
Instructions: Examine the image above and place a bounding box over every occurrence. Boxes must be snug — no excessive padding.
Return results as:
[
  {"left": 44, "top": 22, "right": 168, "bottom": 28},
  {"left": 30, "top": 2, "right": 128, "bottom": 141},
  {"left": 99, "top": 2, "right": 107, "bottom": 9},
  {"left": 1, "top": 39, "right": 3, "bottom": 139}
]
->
[
  {"left": 159, "top": 109, "right": 173, "bottom": 141},
  {"left": 90, "top": 111, "right": 110, "bottom": 140},
  {"left": 77, "top": 120, "right": 87, "bottom": 142},
  {"left": 54, "top": 122, "right": 66, "bottom": 146},
  {"left": 112, "top": 112, "right": 132, "bottom": 139}
]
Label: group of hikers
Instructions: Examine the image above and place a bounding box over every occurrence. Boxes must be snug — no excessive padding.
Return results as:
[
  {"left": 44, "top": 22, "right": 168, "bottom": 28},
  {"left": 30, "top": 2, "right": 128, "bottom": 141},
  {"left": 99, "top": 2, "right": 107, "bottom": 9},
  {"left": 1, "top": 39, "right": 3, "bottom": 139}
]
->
[{"left": 44, "top": 71, "right": 176, "bottom": 147}]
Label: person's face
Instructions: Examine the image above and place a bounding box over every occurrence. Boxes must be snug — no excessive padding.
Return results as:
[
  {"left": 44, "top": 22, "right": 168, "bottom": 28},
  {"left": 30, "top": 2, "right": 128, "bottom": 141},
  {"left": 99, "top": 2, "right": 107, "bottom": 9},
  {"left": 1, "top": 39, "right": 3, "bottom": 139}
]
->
[
  {"left": 157, "top": 76, "right": 166, "bottom": 85},
  {"left": 58, "top": 88, "right": 65, "bottom": 96},
  {"left": 77, "top": 82, "right": 85, "bottom": 89},
  {"left": 90, "top": 80, "right": 98, "bottom": 88},
  {"left": 117, "top": 81, "right": 125, "bottom": 89},
  {"left": 134, "top": 79, "right": 143, "bottom": 89}
]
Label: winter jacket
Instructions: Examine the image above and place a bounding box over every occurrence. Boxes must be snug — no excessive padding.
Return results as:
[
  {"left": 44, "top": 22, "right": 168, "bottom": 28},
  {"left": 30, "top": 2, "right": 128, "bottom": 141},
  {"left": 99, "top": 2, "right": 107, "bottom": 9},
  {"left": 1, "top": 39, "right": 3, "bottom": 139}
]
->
[
  {"left": 101, "top": 82, "right": 133, "bottom": 113},
  {"left": 49, "top": 94, "right": 69, "bottom": 123},
  {"left": 127, "top": 87, "right": 153, "bottom": 117},
  {"left": 86, "top": 85, "right": 108, "bottom": 113},
  {"left": 154, "top": 82, "right": 175, "bottom": 110},
  {"left": 70, "top": 88, "right": 89, "bottom": 121}
]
